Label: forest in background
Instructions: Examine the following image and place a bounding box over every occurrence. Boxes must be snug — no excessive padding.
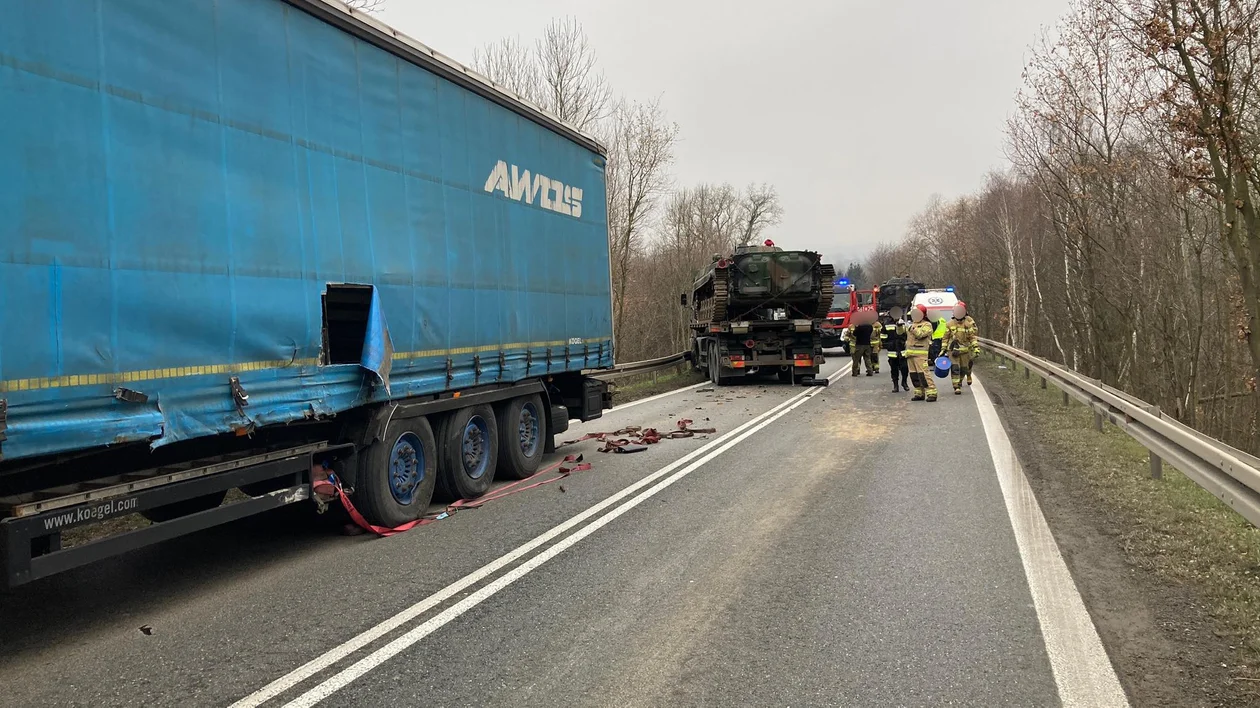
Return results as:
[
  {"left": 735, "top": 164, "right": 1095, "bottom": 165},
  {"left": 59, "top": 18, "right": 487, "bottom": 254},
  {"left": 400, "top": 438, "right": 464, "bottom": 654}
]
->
[{"left": 869, "top": 0, "right": 1260, "bottom": 453}]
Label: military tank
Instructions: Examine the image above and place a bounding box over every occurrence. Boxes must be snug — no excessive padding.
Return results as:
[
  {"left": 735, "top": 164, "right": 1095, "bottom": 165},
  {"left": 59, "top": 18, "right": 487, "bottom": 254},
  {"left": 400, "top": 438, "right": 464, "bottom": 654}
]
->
[
  {"left": 683, "top": 240, "right": 835, "bottom": 385},
  {"left": 876, "top": 276, "right": 926, "bottom": 318}
]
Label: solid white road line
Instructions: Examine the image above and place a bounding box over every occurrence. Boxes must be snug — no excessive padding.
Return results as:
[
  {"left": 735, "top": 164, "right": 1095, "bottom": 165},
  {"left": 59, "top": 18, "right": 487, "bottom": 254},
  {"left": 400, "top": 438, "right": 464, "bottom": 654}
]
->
[
  {"left": 972, "top": 377, "right": 1129, "bottom": 707},
  {"left": 600, "top": 380, "right": 708, "bottom": 413},
  {"left": 281, "top": 371, "right": 842, "bottom": 707},
  {"left": 231, "top": 368, "right": 846, "bottom": 708}
]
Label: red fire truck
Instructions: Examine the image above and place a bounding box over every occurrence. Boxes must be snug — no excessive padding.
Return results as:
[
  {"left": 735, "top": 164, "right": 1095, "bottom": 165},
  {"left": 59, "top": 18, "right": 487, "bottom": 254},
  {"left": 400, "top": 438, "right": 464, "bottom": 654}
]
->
[{"left": 820, "top": 279, "right": 876, "bottom": 352}]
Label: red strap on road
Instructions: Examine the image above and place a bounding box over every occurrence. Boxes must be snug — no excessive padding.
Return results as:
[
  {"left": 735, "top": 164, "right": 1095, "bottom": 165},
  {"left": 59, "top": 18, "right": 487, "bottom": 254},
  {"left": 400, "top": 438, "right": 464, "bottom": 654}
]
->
[
  {"left": 332, "top": 454, "right": 592, "bottom": 537},
  {"left": 561, "top": 418, "right": 717, "bottom": 453}
]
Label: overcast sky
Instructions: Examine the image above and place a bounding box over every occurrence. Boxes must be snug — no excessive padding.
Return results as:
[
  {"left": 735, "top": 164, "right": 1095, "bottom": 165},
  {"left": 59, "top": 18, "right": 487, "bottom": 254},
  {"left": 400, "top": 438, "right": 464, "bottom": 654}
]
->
[{"left": 378, "top": 0, "right": 1069, "bottom": 265}]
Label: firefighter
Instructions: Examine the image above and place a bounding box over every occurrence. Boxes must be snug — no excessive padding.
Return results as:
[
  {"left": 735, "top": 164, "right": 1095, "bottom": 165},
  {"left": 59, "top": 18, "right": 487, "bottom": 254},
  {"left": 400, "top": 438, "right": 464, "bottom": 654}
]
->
[
  {"left": 905, "top": 304, "right": 937, "bottom": 402},
  {"left": 880, "top": 306, "right": 909, "bottom": 392},
  {"left": 869, "top": 309, "right": 882, "bottom": 374},
  {"left": 940, "top": 301, "right": 980, "bottom": 394},
  {"left": 844, "top": 307, "right": 876, "bottom": 376}
]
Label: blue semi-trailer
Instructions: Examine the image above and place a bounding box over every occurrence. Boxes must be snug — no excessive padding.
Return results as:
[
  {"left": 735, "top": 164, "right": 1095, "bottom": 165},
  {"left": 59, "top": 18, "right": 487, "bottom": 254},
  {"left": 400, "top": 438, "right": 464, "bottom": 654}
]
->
[{"left": 0, "top": 0, "right": 614, "bottom": 587}]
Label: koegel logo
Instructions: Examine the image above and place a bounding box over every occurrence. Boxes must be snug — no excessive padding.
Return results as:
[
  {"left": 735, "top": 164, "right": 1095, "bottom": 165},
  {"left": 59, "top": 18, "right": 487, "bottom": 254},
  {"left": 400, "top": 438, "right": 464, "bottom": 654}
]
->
[{"left": 484, "top": 161, "right": 583, "bottom": 219}]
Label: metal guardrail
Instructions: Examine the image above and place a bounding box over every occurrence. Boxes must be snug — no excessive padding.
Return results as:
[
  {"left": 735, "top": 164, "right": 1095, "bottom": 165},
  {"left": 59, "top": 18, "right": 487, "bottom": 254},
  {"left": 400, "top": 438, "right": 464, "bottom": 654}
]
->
[
  {"left": 588, "top": 352, "right": 690, "bottom": 382},
  {"left": 981, "top": 338, "right": 1260, "bottom": 528}
]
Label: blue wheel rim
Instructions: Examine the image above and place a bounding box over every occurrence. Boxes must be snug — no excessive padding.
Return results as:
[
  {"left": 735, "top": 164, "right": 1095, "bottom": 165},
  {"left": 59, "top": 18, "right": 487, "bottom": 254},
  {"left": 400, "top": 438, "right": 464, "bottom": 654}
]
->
[
  {"left": 462, "top": 415, "right": 491, "bottom": 480},
  {"left": 388, "top": 432, "right": 425, "bottom": 505},
  {"left": 519, "top": 402, "right": 541, "bottom": 458}
]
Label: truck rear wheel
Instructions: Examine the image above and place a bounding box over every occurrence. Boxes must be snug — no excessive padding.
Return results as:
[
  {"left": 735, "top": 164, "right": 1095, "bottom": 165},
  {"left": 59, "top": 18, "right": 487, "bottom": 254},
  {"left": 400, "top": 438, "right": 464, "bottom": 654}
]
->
[
  {"left": 709, "top": 343, "right": 728, "bottom": 386},
  {"left": 436, "top": 405, "right": 499, "bottom": 500},
  {"left": 496, "top": 395, "right": 544, "bottom": 480},
  {"left": 354, "top": 417, "right": 438, "bottom": 528}
]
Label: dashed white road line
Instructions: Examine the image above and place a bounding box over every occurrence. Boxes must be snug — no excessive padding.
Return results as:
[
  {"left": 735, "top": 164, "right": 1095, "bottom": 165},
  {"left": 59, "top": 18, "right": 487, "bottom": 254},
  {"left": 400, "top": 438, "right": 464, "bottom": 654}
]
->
[
  {"left": 232, "top": 368, "right": 846, "bottom": 707},
  {"left": 972, "top": 376, "right": 1129, "bottom": 707}
]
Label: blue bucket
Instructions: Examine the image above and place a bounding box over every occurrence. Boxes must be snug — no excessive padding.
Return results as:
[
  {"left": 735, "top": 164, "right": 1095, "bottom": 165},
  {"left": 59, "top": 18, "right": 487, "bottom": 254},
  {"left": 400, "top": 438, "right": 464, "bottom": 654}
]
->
[{"left": 933, "top": 356, "right": 952, "bottom": 378}]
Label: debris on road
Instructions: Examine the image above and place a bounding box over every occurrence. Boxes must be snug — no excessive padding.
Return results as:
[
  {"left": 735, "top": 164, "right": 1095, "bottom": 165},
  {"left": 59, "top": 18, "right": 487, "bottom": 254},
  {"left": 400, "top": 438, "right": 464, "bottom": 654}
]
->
[{"left": 561, "top": 418, "right": 718, "bottom": 453}]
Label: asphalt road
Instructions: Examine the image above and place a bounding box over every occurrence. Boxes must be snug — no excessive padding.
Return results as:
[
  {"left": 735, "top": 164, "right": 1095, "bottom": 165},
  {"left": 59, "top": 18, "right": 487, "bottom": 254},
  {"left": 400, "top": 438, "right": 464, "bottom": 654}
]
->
[{"left": 0, "top": 354, "right": 1122, "bottom": 707}]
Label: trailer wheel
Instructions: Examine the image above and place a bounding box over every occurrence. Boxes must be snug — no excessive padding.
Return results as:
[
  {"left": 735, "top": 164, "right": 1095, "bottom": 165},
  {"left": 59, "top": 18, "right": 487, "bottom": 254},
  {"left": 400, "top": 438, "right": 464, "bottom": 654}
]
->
[
  {"left": 496, "top": 395, "right": 544, "bottom": 480},
  {"left": 355, "top": 417, "right": 438, "bottom": 528},
  {"left": 141, "top": 491, "right": 228, "bottom": 523},
  {"left": 709, "top": 343, "right": 727, "bottom": 386},
  {"left": 436, "top": 405, "right": 499, "bottom": 499}
]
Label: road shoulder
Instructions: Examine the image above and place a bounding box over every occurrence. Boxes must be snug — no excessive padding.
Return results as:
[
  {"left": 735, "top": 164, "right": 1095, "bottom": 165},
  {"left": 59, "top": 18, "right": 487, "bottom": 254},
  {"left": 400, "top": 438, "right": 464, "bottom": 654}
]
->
[{"left": 977, "top": 357, "right": 1260, "bottom": 707}]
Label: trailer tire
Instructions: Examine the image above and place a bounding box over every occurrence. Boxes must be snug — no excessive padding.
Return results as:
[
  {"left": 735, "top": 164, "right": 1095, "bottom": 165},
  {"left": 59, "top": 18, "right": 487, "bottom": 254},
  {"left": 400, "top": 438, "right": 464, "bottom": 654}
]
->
[
  {"left": 709, "top": 343, "right": 727, "bottom": 386},
  {"left": 436, "top": 405, "right": 499, "bottom": 500},
  {"left": 141, "top": 491, "right": 228, "bottom": 523},
  {"left": 354, "top": 417, "right": 438, "bottom": 528},
  {"left": 496, "top": 395, "right": 544, "bottom": 480}
]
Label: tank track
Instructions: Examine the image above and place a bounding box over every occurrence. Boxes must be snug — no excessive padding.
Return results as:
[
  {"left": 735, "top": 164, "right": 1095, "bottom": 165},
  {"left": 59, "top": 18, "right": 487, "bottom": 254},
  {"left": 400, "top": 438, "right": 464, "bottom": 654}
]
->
[
  {"left": 814, "top": 263, "right": 836, "bottom": 319},
  {"left": 696, "top": 266, "right": 730, "bottom": 326}
]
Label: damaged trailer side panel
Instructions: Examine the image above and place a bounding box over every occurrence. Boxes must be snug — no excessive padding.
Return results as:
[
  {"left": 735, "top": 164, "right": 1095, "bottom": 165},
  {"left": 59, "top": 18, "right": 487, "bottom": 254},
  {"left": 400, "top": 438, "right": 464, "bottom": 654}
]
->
[{"left": 0, "top": 0, "right": 614, "bottom": 464}]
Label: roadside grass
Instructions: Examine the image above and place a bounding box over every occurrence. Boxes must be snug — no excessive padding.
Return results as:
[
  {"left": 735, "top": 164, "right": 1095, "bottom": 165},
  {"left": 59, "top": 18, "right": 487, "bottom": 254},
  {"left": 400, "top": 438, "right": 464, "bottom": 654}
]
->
[
  {"left": 978, "top": 357, "right": 1260, "bottom": 672},
  {"left": 608, "top": 367, "right": 706, "bottom": 406}
]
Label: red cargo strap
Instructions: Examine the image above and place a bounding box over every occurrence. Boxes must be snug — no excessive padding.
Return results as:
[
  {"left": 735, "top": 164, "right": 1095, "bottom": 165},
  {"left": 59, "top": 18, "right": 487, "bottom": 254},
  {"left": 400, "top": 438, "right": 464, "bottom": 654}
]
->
[
  {"left": 561, "top": 418, "right": 717, "bottom": 453},
  {"left": 331, "top": 454, "right": 592, "bottom": 537}
]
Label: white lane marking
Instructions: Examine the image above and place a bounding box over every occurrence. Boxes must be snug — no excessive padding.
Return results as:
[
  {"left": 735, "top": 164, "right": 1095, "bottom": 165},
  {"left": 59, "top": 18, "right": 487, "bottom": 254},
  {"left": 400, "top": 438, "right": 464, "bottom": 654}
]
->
[
  {"left": 231, "top": 369, "right": 845, "bottom": 708},
  {"left": 601, "top": 380, "right": 707, "bottom": 413},
  {"left": 282, "top": 371, "right": 842, "bottom": 707},
  {"left": 972, "top": 377, "right": 1129, "bottom": 707}
]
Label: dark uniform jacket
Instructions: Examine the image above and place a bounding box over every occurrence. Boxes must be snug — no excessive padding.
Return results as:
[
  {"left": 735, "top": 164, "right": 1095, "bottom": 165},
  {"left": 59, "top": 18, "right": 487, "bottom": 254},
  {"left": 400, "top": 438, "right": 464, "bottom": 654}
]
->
[
  {"left": 849, "top": 323, "right": 874, "bottom": 347},
  {"left": 880, "top": 318, "right": 907, "bottom": 357}
]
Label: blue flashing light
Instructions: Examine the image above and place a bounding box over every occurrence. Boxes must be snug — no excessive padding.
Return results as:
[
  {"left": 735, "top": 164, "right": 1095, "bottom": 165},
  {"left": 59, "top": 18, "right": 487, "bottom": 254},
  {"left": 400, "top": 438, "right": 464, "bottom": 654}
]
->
[
  {"left": 946, "top": 286, "right": 955, "bottom": 292},
  {"left": 835, "top": 278, "right": 849, "bottom": 287}
]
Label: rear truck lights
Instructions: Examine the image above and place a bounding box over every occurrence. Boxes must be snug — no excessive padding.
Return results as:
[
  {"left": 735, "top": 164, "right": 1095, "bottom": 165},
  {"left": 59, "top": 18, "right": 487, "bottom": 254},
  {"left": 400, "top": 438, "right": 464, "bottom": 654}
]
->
[
  {"left": 743, "top": 339, "right": 756, "bottom": 349},
  {"left": 794, "top": 353, "right": 813, "bottom": 368},
  {"left": 725, "top": 354, "right": 747, "bottom": 369}
]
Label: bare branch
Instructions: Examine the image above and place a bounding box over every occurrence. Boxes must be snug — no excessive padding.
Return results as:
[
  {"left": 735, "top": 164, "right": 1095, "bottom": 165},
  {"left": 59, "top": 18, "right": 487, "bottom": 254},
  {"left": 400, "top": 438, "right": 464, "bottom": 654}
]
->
[{"left": 343, "top": 0, "right": 385, "bottom": 13}]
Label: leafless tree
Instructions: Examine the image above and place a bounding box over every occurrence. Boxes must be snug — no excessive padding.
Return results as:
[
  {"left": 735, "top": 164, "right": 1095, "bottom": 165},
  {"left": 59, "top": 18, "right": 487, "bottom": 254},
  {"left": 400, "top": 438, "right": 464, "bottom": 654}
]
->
[
  {"left": 343, "top": 0, "right": 385, "bottom": 13},
  {"left": 471, "top": 37, "right": 539, "bottom": 101},
  {"left": 738, "top": 184, "right": 785, "bottom": 247},
  {"left": 472, "top": 17, "right": 611, "bottom": 130},
  {"left": 605, "top": 98, "right": 679, "bottom": 344},
  {"left": 1106, "top": 0, "right": 1260, "bottom": 390},
  {"left": 535, "top": 17, "right": 612, "bottom": 130}
]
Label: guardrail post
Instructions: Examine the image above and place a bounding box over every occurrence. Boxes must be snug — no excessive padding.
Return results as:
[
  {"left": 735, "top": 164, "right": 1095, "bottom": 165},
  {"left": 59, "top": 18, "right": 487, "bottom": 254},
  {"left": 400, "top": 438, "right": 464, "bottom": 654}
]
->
[
  {"left": 1040, "top": 377, "right": 1047, "bottom": 389},
  {"left": 1094, "top": 410, "right": 1104, "bottom": 432},
  {"left": 1150, "top": 452, "right": 1163, "bottom": 480},
  {"left": 1062, "top": 390, "right": 1070, "bottom": 406}
]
